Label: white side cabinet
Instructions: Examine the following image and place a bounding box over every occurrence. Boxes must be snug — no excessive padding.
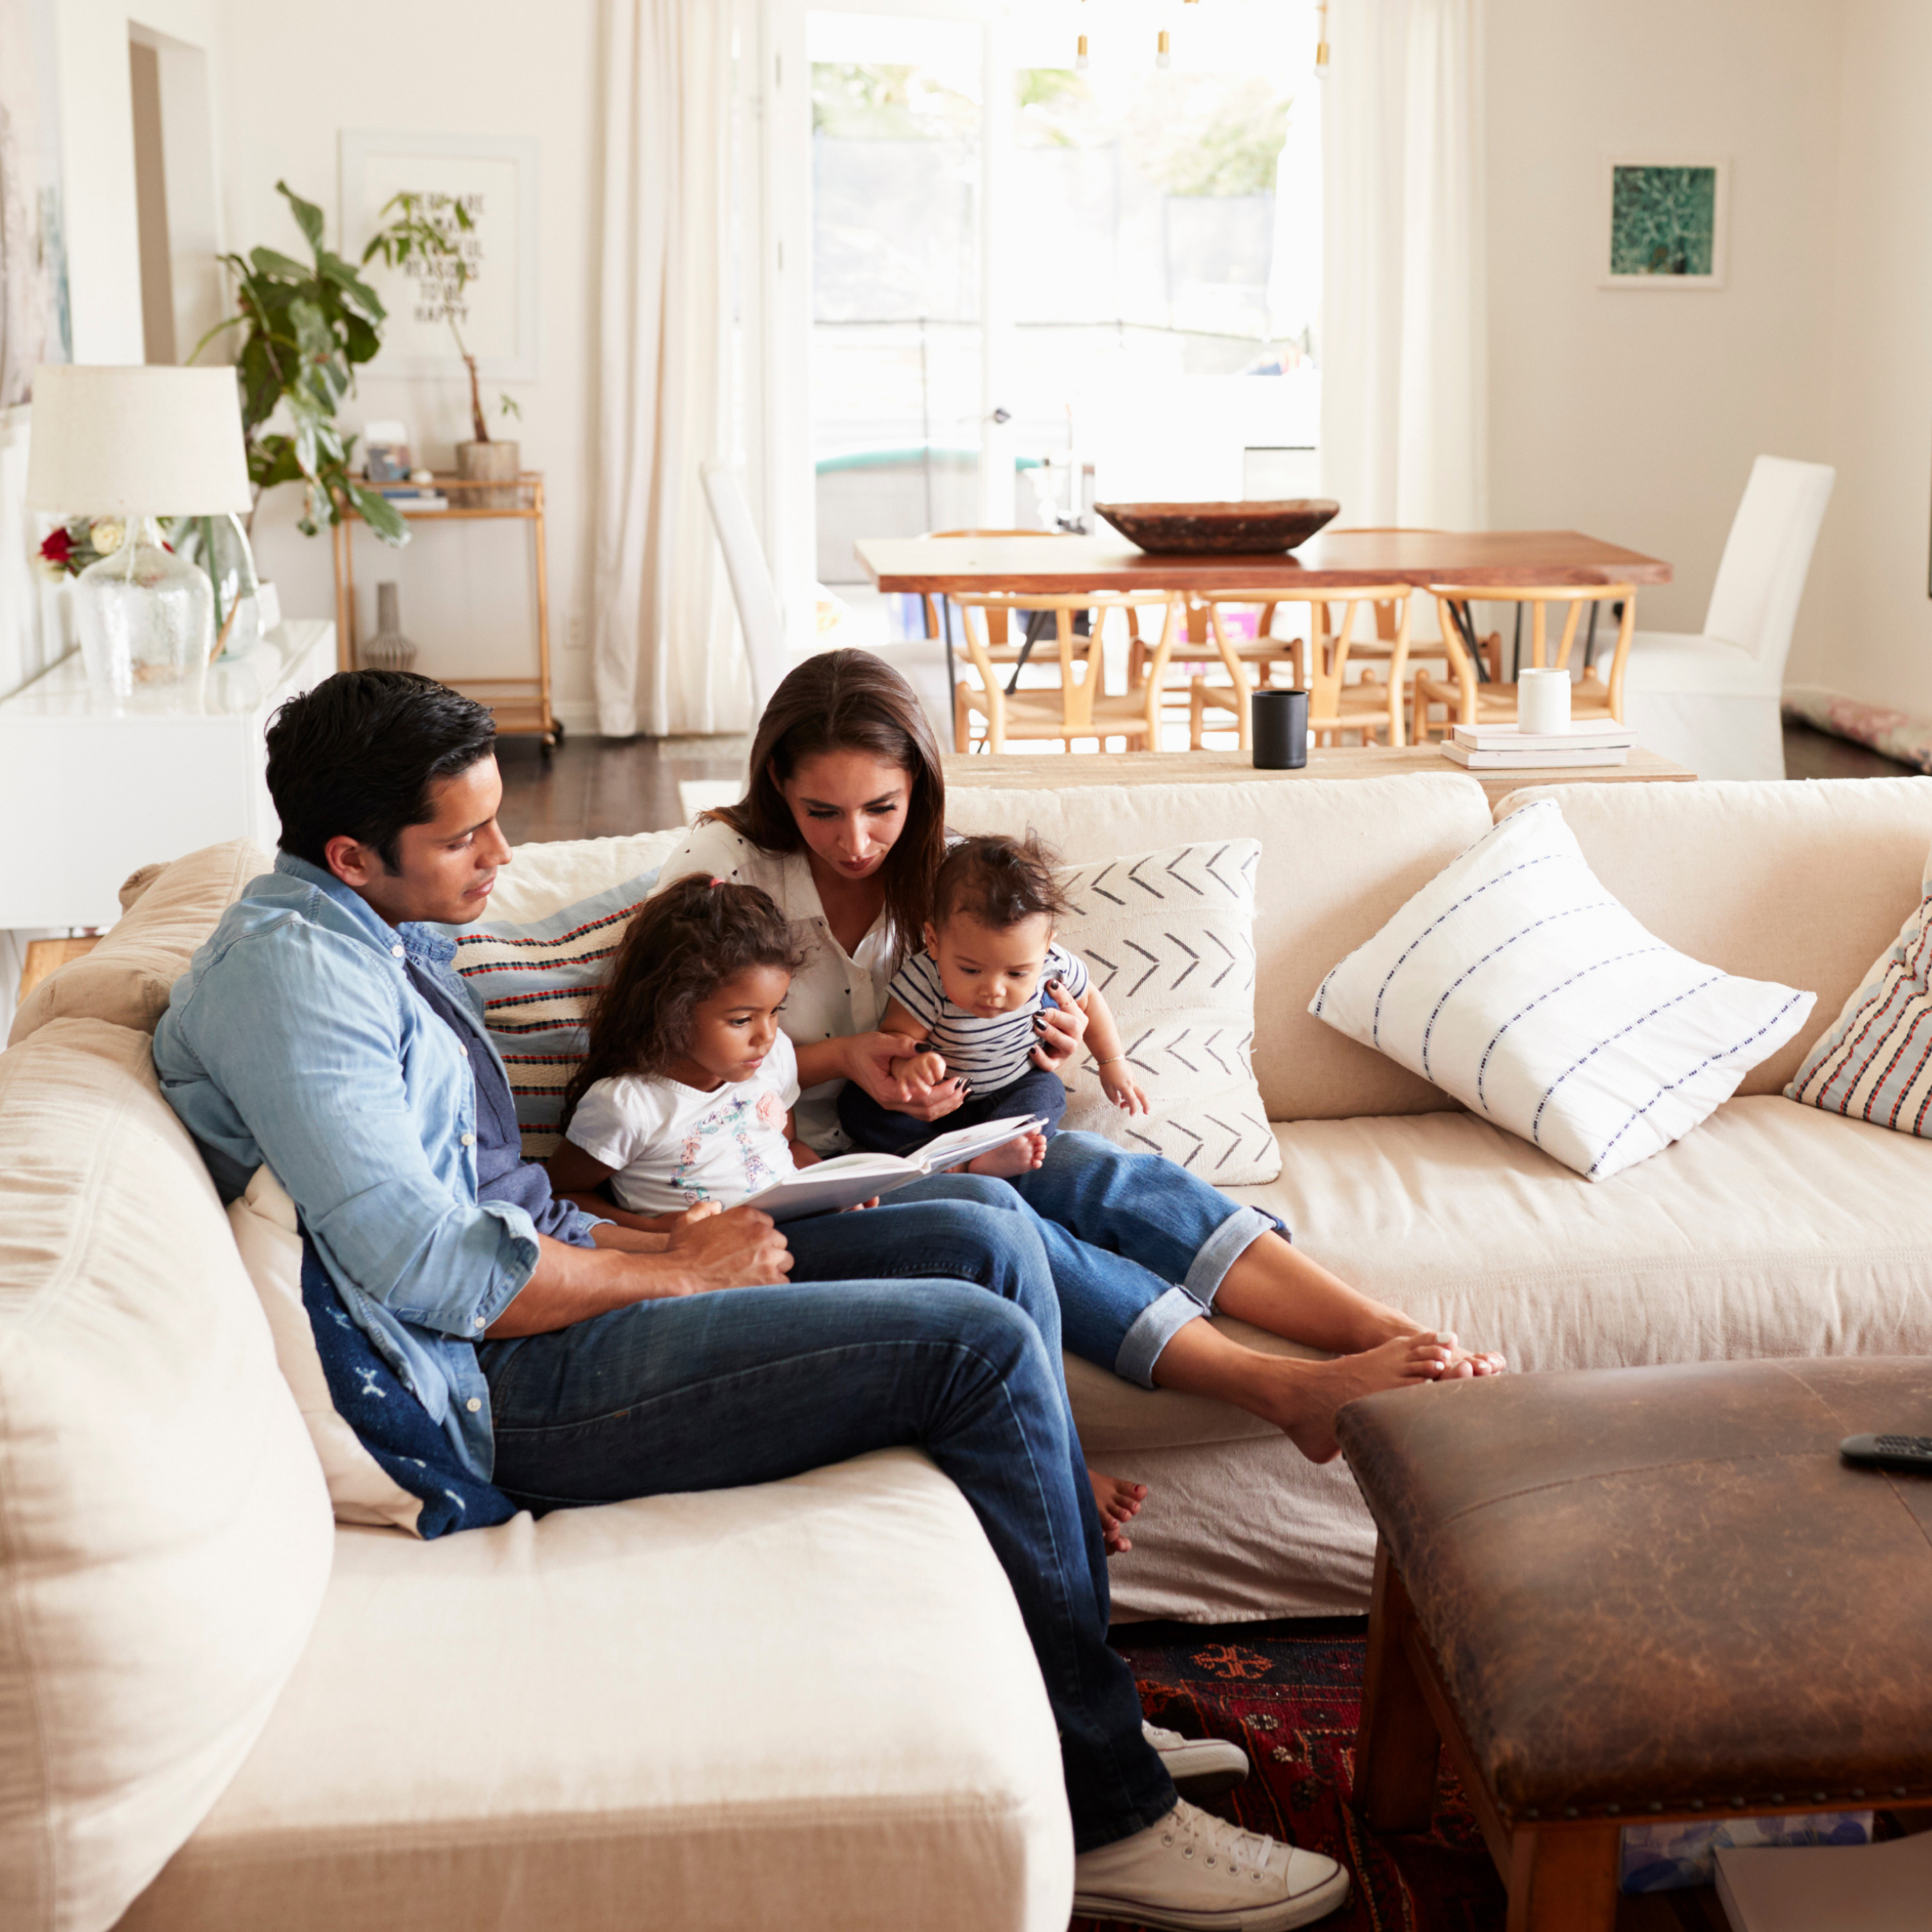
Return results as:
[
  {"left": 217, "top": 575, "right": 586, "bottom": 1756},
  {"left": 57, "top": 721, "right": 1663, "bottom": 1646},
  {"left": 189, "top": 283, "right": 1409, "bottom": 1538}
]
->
[{"left": 0, "top": 621, "right": 336, "bottom": 930}]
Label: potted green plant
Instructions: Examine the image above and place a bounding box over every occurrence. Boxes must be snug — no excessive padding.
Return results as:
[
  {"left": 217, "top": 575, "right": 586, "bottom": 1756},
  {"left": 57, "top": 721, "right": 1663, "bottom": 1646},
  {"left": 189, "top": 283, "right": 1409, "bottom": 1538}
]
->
[
  {"left": 362, "top": 193, "right": 522, "bottom": 506},
  {"left": 190, "top": 181, "right": 409, "bottom": 547}
]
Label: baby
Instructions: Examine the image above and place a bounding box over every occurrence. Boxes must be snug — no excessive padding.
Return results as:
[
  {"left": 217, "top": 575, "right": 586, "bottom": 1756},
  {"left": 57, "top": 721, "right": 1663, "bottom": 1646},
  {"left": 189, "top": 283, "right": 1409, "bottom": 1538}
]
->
[{"left": 837, "top": 833, "right": 1148, "bottom": 1178}]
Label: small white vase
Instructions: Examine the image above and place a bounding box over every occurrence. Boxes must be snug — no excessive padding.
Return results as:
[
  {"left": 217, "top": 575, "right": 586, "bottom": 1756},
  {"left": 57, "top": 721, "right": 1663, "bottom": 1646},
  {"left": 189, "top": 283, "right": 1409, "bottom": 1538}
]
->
[{"left": 1517, "top": 667, "right": 1571, "bottom": 737}]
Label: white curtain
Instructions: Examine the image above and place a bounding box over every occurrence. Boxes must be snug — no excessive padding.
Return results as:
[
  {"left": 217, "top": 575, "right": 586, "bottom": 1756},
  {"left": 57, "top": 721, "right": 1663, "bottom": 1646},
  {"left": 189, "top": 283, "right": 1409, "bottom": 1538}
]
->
[
  {"left": 1320, "top": 0, "right": 1488, "bottom": 530},
  {"left": 592, "top": 0, "right": 749, "bottom": 738}
]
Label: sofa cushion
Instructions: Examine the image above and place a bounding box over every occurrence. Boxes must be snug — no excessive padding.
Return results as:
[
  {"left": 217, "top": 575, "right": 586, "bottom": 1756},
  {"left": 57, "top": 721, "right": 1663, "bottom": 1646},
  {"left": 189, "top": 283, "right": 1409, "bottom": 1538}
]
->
[
  {"left": 7, "top": 840, "right": 271, "bottom": 1046},
  {"left": 1053, "top": 838, "right": 1277, "bottom": 1183},
  {"left": 485, "top": 830, "right": 688, "bottom": 924},
  {"left": 118, "top": 1451, "right": 1071, "bottom": 1932},
  {"left": 227, "top": 1168, "right": 423, "bottom": 1533},
  {"left": 1785, "top": 831, "right": 1932, "bottom": 1137},
  {"left": 443, "top": 866, "right": 667, "bottom": 1158},
  {"left": 1310, "top": 799, "right": 1814, "bottom": 1179},
  {"left": 1495, "top": 776, "right": 1932, "bottom": 1096},
  {"left": 1071, "top": 1095, "right": 1932, "bottom": 1623},
  {"left": 947, "top": 774, "right": 1495, "bottom": 1121},
  {"left": 0, "top": 1020, "right": 333, "bottom": 1932}
]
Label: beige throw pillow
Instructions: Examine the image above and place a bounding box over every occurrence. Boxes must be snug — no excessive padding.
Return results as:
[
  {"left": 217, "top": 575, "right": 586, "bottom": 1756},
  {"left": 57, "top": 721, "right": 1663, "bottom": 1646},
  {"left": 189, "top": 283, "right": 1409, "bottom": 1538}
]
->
[
  {"left": 1054, "top": 838, "right": 1279, "bottom": 1184},
  {"left": 227, "top": 1167, "right": 424, "bottom": 1533}
]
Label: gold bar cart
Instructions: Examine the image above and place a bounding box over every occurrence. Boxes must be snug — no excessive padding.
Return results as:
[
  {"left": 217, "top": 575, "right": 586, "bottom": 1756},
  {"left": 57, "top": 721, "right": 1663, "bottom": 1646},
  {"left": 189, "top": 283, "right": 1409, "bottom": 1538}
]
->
[{"left": 330, "top": 471, "right": 559, "bottom": 749}]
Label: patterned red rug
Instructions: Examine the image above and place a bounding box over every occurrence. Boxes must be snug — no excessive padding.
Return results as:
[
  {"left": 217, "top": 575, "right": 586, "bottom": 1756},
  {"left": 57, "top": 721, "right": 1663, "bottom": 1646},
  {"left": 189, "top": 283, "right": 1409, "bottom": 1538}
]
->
[{"left": 1075, "top": 1617, "right": 1507, "bottom": 1932}]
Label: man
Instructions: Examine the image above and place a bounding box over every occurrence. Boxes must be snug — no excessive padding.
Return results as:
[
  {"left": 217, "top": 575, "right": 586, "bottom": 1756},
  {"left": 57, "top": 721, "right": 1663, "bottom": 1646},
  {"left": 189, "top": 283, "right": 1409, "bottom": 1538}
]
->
[{"left": 153, "top": 671, "right": 1349, "bottom": 1931}]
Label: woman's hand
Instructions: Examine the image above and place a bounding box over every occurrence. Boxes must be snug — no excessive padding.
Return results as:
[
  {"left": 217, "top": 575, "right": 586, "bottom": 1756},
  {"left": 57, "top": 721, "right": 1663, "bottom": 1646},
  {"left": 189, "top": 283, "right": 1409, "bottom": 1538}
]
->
[
  {"left": 1031, "top": 980, "right": 1089, "bottom": 1071},
  {"left": 844, "top": 1030, "right": 968, "bottom": 1121}
]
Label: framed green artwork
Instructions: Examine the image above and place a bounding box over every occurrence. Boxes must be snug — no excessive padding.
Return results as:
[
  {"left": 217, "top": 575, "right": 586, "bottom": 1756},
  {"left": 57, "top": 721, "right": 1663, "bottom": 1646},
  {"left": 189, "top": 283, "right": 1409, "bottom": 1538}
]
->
[{"left": 1602, "top": 157, "right": 1728, "bottom": 288}]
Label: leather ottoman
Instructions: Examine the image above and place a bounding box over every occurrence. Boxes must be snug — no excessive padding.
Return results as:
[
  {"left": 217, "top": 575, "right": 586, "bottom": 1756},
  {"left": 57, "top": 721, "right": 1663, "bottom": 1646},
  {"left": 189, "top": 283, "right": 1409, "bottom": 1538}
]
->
[{"left": 1337, "top": 1357, "right": 1932, "bottom": 1929}]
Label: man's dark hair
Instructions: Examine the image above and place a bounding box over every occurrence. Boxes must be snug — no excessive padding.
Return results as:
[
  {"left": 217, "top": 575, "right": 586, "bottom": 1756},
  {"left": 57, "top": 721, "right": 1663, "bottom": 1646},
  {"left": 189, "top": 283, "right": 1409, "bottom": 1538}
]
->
[{"left": 266, "top": 671, "right": 498, "bottom": 871}]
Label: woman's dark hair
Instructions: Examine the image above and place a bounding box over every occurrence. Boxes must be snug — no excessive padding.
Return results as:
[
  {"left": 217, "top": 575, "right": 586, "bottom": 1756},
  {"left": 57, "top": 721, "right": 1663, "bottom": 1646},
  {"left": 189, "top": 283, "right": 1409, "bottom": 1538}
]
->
[
  {"left": 266, "top": 670, "right": 498, "bottom": 871},
  {"left": 932, "top": 834, "right": 1071, "bottom": 932},
  {"left": 710, "top": 649, "right": 945, "bottom": 959},
  {"left": 561, "top": 874, "right": 808, "bottom": 1127}
]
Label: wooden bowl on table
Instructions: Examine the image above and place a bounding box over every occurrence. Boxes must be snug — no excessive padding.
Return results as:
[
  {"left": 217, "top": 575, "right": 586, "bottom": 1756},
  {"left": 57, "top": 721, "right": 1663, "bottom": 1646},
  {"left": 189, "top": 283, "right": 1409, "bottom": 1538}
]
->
[{"left": 1093, "top": 499, "right": 1340, "bottom": 555}]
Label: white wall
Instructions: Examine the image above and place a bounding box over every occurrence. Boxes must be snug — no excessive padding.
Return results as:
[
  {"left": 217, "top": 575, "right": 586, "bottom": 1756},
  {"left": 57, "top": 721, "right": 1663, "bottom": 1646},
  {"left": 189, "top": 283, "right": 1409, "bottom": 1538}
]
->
[
  {"left": 1790, "top": 0, "right": 1932, "bottom": 710},
  {"left": 217, "top": 0, "right": 601, "bottom": 726},
  {"left": 1484, "top": 0, "right": 1841, "bottom": 638}
]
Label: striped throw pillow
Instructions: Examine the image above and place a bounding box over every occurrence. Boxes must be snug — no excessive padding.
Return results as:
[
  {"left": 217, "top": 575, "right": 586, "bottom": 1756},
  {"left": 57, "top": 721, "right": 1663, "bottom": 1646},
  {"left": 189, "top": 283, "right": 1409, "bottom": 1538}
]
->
[
  {"left": 1310, "top": 799, "right": 1814, "bottom": 1181},
  {"left": 447, "top": 869, "right": 660, "bottom": 1156},
  {"left": 1054, "top": 838, "right": 1278, "bottom": 1184},
  {"left": 1786, "top": 836, "right": 1932, "bottom": 1134}
]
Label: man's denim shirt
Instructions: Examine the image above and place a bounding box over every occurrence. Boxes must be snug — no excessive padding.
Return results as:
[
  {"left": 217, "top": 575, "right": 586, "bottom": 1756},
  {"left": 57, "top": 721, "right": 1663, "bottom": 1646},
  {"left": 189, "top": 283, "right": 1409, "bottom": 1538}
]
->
[{"left": 153, "top": 853, "right": 598, "bottom": 1481}]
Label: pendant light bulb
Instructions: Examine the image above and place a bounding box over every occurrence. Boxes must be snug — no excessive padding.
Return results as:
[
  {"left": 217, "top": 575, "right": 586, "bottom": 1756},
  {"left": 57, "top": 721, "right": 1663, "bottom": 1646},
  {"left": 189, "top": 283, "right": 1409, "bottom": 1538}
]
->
[
  {"left": 1075, "top": 33, "right": 1089, "bottom": 69},
  {"left": 1315, "top": 0, "right": 1331, "bottom": 78},
  {"left": 1156, "top": 28, "right": 1171, "bottom": 68}
]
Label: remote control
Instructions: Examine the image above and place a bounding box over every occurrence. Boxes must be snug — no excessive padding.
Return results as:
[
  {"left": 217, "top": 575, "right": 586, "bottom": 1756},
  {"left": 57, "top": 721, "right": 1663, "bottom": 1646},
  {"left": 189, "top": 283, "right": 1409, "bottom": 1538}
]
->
[{"left": 1839, "top": 1432, "right": 1932, "bottom": 1473}]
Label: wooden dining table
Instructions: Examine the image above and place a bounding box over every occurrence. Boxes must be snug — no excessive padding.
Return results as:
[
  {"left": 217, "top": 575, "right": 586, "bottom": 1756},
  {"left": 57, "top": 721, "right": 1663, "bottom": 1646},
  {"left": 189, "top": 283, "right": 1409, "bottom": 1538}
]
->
[
  {"left": 857, "top": 527, "right": 1673, "bottom": 748},
  {"left": 856, "top": 527, "right": 1673, "bottom": 599}
]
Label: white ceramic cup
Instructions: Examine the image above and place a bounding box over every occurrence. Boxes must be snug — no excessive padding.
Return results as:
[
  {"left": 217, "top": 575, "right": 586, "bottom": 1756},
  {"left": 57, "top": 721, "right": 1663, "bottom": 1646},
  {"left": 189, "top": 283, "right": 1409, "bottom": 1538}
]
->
[{"left": 1517, "top": 667, "right": 1571, "bottom": 736}]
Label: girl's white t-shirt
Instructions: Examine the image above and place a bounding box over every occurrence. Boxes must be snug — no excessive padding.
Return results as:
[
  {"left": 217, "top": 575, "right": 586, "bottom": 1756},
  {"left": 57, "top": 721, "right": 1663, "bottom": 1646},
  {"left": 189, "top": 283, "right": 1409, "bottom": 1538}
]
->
[
  {"left": 566, "top": 1032, "right": 802, "bottom": 1215},
  {"left": 650, "top": 820, "right": 898, "bottom": 1151}
]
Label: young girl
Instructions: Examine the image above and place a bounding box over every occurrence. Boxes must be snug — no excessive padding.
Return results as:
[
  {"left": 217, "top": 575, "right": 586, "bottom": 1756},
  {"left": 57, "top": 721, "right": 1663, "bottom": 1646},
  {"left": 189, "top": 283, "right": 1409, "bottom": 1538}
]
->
[
  {"left": 837, "top": 833, "right": 1148, "bottom": 1177},
  {"left": 545, "top": 871, "right": 1150, "bottom": 1550},
  {"left": 548, "top": 874, "right": 815, "bottom": 1225}
]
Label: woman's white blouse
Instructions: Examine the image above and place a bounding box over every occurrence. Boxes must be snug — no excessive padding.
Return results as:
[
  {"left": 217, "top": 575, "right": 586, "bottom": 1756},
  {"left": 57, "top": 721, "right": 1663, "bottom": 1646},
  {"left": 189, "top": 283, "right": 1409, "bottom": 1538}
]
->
[{"left": 651, "top": 820, "right": 898, "bottom": 1150}]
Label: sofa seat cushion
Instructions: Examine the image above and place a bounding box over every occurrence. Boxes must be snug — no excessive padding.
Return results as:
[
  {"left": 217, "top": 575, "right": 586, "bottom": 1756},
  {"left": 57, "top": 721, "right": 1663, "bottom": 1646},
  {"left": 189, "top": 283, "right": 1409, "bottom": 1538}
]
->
[
  {"left": 1068, "top": 1096, "right": 1932, "bottom": 1457},
  {"left": 118, "top": 1451, "right": 1071, "bottom": 1932}
]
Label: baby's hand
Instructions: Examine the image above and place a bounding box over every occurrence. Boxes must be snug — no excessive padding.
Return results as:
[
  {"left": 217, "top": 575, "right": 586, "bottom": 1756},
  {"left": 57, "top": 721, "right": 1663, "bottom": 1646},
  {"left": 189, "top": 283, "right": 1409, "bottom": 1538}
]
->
[
  {"left": 1100, "top": 1064, "right": 1150, "bottom": 1115},
  {"left": 893, "top": 1046, "right": 948, "bottom": 1088}
]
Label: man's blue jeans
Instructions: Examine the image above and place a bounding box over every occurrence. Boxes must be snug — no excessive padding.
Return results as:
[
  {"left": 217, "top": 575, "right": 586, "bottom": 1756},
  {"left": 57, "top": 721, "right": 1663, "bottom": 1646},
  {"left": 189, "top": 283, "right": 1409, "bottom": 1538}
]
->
[
  {"left": 478, "top": 1194, "right": 1176, "bottom": 1852},
  {"left": 901, "top": 1132, "right": 1281, "bottom": 1387}
]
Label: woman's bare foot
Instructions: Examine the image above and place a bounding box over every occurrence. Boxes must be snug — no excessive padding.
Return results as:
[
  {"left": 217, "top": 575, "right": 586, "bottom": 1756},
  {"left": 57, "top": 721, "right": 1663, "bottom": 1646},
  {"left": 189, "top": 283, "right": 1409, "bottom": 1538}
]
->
[
  {"left": 1089, "top": 1469, "right": 1148, "bottom": 1555},
  {"left": 1250, "top": 1333, "right": 1456, "bottom": 1465},
  {"left": 967, "top": 1131, "right": 1048, "bottom": 1179},
  {"left": 1398, "top": 1328, "right": 1508, "bottom": 1378}
]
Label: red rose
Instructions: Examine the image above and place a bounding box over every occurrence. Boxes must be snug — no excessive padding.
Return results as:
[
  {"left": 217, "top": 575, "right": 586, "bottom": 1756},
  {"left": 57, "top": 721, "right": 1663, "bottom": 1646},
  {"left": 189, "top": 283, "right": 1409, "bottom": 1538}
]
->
[{"left": 39, "top": 528, "right": 72, "bottom": 563}]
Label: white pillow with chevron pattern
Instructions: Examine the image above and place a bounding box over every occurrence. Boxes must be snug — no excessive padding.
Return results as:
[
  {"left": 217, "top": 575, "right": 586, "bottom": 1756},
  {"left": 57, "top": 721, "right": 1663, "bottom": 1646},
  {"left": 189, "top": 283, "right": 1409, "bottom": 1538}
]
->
[
  {"left": 1053, "top": 838, "right": 1279, "bottom": 1184},
  {"left": 1309, "top": 799, "right": 1815, "bottom": 1180}
]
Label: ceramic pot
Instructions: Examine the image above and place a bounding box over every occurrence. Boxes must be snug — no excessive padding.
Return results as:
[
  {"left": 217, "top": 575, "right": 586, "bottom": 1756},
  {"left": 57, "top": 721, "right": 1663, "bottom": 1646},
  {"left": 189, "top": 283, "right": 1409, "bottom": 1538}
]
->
[{"left": 456, "top": 439, "right": 520, "bottom": 510}]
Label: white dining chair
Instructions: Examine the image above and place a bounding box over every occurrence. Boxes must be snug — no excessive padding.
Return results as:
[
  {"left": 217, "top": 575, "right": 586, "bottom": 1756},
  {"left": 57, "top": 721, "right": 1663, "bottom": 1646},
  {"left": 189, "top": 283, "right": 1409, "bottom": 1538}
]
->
[
  {"left": 700, "top": 460, "right": 957, "bottom": 751},
  {"left": 1617, "top": 456, "right": 1835, "bottom": 780},
  {"left": 700, "top": 460, "right": 792, "bottom": 720}
]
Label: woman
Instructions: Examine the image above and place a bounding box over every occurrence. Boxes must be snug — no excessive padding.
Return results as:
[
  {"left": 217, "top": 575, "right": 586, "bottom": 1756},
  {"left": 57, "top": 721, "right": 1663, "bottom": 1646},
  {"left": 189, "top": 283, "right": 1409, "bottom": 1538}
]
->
[{"left": 654, "top": 650, "right": 1503, "bottom": 1460}]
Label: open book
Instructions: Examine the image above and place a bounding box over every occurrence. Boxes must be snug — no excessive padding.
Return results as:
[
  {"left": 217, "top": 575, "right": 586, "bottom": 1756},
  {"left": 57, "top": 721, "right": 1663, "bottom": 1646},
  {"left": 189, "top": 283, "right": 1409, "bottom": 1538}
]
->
[{"left": 741, "top": 1115, "right": 1047, "bottom": 1223}]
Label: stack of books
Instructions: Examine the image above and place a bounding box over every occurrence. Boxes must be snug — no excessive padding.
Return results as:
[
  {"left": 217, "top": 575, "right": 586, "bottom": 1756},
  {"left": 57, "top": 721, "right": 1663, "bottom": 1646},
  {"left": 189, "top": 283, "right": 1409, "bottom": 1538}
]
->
[
  {"left": 370, "top": 484, "right": 450, "bottom": 514},
  {"left": 1439, "top": 720, "right": 1633, "bottom": 770}
]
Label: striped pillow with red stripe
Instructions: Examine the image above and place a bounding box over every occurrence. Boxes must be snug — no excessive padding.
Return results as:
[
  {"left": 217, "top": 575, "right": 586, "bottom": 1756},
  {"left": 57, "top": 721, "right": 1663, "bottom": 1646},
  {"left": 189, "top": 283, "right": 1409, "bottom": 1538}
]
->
[
  {"left": 1786, "top": 836, "right": 1932, "bottom": 1136},
  {"left": 444, "top": 869, "right": 660, "bottom": 1156}
]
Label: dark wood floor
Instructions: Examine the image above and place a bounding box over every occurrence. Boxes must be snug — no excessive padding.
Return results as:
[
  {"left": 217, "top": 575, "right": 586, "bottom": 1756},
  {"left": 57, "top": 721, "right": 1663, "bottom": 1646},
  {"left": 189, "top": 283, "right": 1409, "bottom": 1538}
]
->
[
  {"left": 497, "top": 720, "right": 1920, "bottom": 844},
  {"left": 495, "top": 733, "right": 748, "bottom": 844}
]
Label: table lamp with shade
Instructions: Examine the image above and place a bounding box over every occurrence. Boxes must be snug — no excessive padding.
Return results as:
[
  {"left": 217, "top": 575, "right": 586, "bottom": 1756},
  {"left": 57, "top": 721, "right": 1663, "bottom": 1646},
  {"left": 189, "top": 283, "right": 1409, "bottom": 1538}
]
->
[{"left": 24, "top": 365, "right": 254, "bottom": 697}]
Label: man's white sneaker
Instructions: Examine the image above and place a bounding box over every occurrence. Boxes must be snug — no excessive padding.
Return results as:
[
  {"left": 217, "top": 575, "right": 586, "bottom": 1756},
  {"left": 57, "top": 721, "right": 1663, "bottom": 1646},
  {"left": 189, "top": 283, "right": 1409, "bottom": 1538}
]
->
[
  {"left": 1143, "top": 1719, "right": 1252, "bottom": 1797},
  {"left": 1072, "top": 1797, "right": 1350, "bottom": 1932}
]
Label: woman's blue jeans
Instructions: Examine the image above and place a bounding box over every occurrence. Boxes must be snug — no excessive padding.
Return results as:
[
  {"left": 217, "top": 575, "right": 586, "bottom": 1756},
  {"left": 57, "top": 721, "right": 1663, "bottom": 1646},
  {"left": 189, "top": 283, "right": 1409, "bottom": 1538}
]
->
[
  {"left": 478, "top": 1195, "right": 1176, "bottom": 1852},
  {"left": 899, "top": 1132, "right": 1281, "bottom": 1387}
]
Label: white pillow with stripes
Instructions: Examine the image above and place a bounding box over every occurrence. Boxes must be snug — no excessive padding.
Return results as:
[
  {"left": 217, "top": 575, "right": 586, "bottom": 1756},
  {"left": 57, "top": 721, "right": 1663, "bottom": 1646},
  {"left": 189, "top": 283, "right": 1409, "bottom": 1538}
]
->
[
  {"left": 1054, "top": 838, "right": 1279, "bottom": 1185},
  {"left": 1785, "top": 833, "right": 1932, "bottom": 1134},
  {"left": 1309, "top": 799, "right": 1814, "bottom": 1181}
]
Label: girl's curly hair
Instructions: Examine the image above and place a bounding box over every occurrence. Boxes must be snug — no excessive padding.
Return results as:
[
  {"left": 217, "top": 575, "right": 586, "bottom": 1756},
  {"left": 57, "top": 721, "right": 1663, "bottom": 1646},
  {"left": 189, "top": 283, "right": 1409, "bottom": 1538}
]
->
[{"left": 560, "top": 874, "right": 808, "bottom": 1129}]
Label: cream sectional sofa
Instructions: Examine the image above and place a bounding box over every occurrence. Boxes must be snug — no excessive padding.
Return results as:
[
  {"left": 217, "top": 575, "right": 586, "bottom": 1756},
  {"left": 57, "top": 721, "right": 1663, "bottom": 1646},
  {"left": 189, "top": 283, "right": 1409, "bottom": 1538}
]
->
[{"left": 4, "top": 771, "right": 1930, "bottom": 1932}]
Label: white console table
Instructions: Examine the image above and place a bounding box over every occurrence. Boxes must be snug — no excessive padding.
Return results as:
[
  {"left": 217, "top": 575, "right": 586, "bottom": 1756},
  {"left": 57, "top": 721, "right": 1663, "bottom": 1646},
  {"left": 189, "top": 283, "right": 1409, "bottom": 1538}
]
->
[{"left": 0, "top": 621, "right": 335, "bottom": 931}]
